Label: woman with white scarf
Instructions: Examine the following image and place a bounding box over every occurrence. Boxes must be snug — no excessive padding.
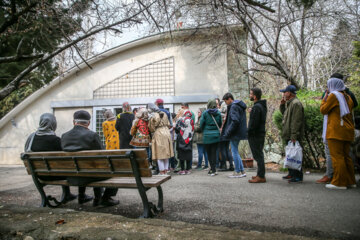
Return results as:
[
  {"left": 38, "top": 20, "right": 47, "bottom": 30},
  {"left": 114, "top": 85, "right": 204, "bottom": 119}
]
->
[{"left": 320, "top": 78, "right": 356, "bottom": 190}]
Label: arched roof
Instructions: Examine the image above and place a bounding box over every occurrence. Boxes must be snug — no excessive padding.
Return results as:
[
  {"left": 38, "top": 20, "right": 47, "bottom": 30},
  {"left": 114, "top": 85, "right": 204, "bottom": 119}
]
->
[{"left": 0, "top": 32, "right": 171, "bottom": 129}]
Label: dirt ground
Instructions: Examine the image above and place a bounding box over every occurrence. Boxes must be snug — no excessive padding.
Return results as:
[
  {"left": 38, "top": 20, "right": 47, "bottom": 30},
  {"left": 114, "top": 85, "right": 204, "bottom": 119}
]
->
[{"left": 1, "top": 165, "right": 359, "bottom": 240}]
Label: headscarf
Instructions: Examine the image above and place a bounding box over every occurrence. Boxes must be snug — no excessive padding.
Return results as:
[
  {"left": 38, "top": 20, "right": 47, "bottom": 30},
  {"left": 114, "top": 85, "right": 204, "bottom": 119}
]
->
[
  {"left": 207, "top": 98, "right": 219, "bottom": 115},
  {"left": 207, "top": 98, "right": 217, "bottom": 109},
  {"left": 322, "top": 78, "right": 351, "bottom": 142},
  {"left": 24, "top": 113, "right": 57, "bottom": 152},
  {"left": 122, "top": 102, "right": 132, "bottom": 113},
  {"left": 135, "top": 108, "right": 149, "bottom": 121},
  {"left": 147, "top": 103, "right": 161, "bottom": 113},
  {"left": 103, "top": 109, "right": 116, "bottom": 121}
]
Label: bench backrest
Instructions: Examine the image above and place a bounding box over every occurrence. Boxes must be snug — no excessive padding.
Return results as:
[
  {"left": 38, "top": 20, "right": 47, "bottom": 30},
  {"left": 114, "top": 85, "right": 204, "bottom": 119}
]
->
[{"left": 21, "top": 149, "right": 151, "bottom": 178}]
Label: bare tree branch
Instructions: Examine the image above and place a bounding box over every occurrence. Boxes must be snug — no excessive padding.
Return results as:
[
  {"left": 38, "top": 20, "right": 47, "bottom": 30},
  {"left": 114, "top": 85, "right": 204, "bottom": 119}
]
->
[{"left": 0, "top": 2, "right": 153, "bottom": 100}]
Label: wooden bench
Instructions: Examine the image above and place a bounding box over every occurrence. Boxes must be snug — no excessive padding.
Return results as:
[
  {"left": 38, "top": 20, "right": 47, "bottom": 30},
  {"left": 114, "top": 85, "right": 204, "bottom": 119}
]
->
[{"left": 20, "top": 149, "right": 171, "bottom": 218}]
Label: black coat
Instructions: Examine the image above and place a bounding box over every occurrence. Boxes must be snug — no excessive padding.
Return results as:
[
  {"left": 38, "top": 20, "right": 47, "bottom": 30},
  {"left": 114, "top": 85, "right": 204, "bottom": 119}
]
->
[
  {"left": 61, "top": 125, "right": 103, "bottom": 152},
  {"left": 61, "top": 125, "right": 107, "bottom": 186},
  {"left": 221, "top": 100, "right": 247, "bottom": 141},
  {"left": 248, "top": 99, "right": 267, "bottom": 138},
  {"left": 29, "top": 135, "right": 62, "bottom": 152},
  {"left": 25, "top": 134, "right": 65, "bottom": 181},
  {"left": 115, "top": 112, "right": 134, "bottom": 149}
]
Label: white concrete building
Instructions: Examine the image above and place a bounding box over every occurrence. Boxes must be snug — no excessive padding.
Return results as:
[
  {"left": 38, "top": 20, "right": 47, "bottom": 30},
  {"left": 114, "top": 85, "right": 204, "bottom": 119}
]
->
[{"left": 0, "top": 30, "right": 249, "bottom": 164}]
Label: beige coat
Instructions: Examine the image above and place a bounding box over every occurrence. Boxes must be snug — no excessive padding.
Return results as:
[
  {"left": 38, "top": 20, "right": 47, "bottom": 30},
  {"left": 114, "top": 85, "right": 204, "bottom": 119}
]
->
[{"left": 148, "top": 112, "right": 174, "bottom": 160}]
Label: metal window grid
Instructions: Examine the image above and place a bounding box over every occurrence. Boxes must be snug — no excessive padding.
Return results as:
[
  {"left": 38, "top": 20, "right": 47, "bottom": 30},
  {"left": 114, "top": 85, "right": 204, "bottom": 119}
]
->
[
  {"left": 95, "top": 109, "right": 107, "bottom": 146},
  {"left": 94, "top": 57, "right": 175, "bottom": 99}
]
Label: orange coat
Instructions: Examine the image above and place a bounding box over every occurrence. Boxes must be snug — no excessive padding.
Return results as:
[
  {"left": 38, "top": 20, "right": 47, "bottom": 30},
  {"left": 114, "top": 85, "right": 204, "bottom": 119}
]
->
[{"left": 320, "top": 92, "right": 354, "bottom": 142}]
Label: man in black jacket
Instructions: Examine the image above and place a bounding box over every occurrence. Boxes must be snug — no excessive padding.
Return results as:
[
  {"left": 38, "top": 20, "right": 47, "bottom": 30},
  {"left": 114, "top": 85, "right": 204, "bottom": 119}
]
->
[
  {"left": 115, "top": 102, "right": 134, "bottom": 149},
  {"left": 61, "top": 110, "right": 119, "bottom": 207},
  {"left": 247, "top": 88, "right": 267, "bottom": 183}
]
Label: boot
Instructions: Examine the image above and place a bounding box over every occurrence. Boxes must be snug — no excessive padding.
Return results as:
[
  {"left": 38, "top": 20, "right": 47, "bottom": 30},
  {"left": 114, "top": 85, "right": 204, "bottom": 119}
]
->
[
  {"left": 61, "top": 186, "right": 77, "bottom": 204},
  {"left": 78, "top": 187, "right": 93, "bottom": 204}
]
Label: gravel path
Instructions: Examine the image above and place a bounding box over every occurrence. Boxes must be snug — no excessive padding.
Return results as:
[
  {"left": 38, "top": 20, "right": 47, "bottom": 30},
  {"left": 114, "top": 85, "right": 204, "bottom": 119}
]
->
[{"left": 0, "top": 166, "right": 359, "bottom": 239}]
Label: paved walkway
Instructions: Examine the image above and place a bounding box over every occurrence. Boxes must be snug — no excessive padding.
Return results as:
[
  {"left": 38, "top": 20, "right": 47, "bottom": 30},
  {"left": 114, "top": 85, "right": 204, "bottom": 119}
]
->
[{"left": 0, "top": 165, "right": 359, "bottom": 239}]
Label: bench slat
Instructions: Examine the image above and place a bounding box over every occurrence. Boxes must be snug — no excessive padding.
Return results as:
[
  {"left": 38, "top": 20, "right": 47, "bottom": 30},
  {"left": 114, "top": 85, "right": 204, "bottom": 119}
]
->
[
  {"left": 23, "top": 149, "right": 152, "bottom": 177},
  {"left": 40, "top": 175, "right": 171, "bottom": 188},
  {"left": 35, "top": 169, "right": 151, "bottom": 177}
]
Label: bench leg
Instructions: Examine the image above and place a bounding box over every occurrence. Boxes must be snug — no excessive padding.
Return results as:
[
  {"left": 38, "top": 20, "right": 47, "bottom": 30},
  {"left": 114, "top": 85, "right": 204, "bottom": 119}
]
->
[
  {"left": 156, "top": 186, "right": 164, "bottom": 213},
  {"left": 31, "top": 177, "right": 62, "bottom": 208},
  {"left": 137, "top": 187, "right": 153, "bottom": 218}
]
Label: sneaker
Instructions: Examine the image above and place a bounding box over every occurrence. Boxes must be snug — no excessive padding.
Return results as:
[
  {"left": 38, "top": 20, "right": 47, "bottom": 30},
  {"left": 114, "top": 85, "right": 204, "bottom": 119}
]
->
[
  {"left": 185, "top": 170, "right": 191, "bottom": 175},
  {"left": 347, "top": 184, "right": 357, "bottom": 189},
  {"left": 282, "top": 174, "right": 292, "bottom": 180},
  {"left": 325, "top": 184, "right": 346, "bottom": 190},
  {"left": 178, "top": 170, "right": 186, "bottom": 175},
  {"left": 203, "top": 166, "right": 209, "bottom": 170},
  {"left": 288, "top": 178, "right": 303, "bottom": 183},
  {"left": 228, "top": 172, "right": 241, "bottom": 178},
  {"left": 316, "top": 175, "right": 331, "bottom": 184},
  {"left": 228, "top": 166, "right": 234, "bottom": 171},
  {"left": 210, "top": 172, "right": 217, "bottom": 176},
  {"left": 195, "top": 166, "right": 202, "bottom": 170},
  {"left": 240, "top": 172, "right": 247, "bottom": 178}
]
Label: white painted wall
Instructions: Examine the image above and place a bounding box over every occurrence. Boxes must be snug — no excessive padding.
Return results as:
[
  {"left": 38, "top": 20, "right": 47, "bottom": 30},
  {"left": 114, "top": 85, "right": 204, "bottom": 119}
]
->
[{"left": 0, "top": 37, "right": 228, "bottom": 164}]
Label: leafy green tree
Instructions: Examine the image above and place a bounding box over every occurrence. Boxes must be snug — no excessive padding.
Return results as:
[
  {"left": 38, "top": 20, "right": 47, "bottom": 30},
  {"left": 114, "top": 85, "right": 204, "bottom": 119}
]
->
[
  {"left": 0, "top": 0, "right": 157, "bottom": 118},
  {"left": 347, "top": 40, "right": 360, "bottom": 115}
]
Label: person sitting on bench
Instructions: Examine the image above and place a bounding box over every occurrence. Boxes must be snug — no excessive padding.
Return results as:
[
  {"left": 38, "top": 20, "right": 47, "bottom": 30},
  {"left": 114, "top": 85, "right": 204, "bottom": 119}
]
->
[
  {"left": 61, "top": 110, "right": 119, "bottom": 207},
  {"left": 24, "top": 113, "right": 77, "bottom": 203}
]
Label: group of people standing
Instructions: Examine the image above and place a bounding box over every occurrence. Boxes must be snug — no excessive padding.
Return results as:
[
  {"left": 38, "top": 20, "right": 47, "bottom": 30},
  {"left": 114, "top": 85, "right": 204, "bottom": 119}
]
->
[{"left": 24, "top": 72, "right": 359, "bottom": 210}]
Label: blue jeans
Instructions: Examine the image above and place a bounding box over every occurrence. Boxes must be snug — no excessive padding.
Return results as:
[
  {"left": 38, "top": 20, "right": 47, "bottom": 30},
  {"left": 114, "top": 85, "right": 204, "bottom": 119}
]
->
[
  {"left": 230, "top": 139, "right": 244, "bottom": 173},
  {"left": 196, "top": 144, "right": 208, "bottom": 167}
]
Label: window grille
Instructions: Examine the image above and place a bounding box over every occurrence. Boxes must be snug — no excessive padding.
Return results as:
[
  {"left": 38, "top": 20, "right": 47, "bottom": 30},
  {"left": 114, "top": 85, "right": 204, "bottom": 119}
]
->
[
  {"left": 93, "top": 57, "right": 175, "bottom": 99},
  {"left": 95, "top": 109, "right": 107, "bottom": 146}
]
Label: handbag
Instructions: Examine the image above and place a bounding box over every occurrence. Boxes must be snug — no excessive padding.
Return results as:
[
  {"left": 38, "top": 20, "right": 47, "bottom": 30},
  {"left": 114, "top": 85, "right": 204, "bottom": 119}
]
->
[{"left": 284, "top": 141, "right": 303, "bottom": 171}]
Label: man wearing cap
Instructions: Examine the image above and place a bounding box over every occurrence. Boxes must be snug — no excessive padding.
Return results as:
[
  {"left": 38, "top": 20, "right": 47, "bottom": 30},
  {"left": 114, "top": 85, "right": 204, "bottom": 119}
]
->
[
  {"left": 155, "top": 98, "right": 172, "bottom": 127},
  {"left": 280, "top": 85, "right": 304, "bottom": 183},
  {"left": 115, "top": 102, "right": 134, "bottom": 149},
  {"left": 61, "top": 110, "right": 119, "bottom": 206}
]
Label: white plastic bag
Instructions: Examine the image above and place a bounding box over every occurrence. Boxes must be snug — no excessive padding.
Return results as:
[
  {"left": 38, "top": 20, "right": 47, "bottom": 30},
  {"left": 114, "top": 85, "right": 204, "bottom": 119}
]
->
[{"left": 284, "top": 141, "right": 303, "bottom": 171}]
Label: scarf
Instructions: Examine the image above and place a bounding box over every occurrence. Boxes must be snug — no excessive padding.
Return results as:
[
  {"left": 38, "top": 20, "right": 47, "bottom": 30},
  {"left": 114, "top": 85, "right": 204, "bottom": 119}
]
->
[
  {"left": 322, "top": 78, "right": 350, "bottom": 142},
  {"left": 24, "top": 113, "right": 57, "bottom": 152},
  {"left": 177, "top": 110, "right": 194, "bottom": 144},
  {"left": 104, "top": 109, "right": 116, "bottom": 121},
  {"left": 122, "top": 102, "right": 132, "bottom": 112}
]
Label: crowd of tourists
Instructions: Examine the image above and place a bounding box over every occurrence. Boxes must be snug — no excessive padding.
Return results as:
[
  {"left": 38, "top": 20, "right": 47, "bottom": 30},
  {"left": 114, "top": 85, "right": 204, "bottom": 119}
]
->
[{"left": 24, "top": 72, "right": 360, "bottom": 207}]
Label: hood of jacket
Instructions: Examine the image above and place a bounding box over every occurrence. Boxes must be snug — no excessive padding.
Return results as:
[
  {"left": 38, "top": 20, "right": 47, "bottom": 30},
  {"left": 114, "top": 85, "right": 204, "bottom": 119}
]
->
[
  {"left": 232, "top": 100, "right": 247, "bottom": 110},
  {"left": 255, "top": 99, "right": 267, "bottom": 111},
  {"left": 207, "top": 108, "right": 220, "bottom": 115}
]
